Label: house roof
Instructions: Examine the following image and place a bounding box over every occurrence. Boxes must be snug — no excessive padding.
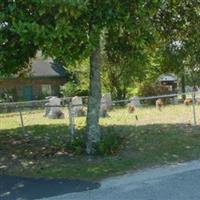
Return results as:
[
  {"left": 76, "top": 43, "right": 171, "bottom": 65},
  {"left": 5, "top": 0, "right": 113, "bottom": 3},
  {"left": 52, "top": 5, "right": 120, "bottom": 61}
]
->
[
  {"left": 30, "top": 59, "right": 67, "bottom": 78},
  {"left": 0, "top": 58, "right": 68, "bottom": 80}
]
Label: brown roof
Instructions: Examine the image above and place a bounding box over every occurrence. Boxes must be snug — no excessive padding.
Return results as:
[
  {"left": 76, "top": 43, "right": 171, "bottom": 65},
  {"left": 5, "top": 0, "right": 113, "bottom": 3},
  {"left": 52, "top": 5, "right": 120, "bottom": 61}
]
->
[{"left": 30, "top": 59, "right": 67, "bottom": 77}]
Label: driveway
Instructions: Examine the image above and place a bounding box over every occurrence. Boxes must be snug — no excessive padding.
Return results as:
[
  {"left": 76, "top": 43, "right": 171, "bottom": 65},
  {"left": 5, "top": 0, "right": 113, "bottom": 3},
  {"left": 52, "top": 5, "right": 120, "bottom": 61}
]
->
[{"left": 40, "top": 160, "right": 200, "bottom": 200}]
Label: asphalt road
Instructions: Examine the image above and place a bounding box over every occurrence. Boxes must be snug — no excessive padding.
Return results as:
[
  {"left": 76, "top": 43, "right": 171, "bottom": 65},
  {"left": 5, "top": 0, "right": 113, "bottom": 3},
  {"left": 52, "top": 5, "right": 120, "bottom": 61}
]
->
[
  {"left": 41, "top": 160, "right": 200, "bottom": 200},
  {"left": 0, "top": 175, "right": 100, "bottom": 200}
]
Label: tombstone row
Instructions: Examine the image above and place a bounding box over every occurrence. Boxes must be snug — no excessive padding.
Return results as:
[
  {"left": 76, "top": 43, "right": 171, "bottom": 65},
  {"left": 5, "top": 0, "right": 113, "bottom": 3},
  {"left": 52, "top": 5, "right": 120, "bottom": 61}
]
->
[
  {"left": 44, "top": 93, "right": 113, "bottom": 119},
  {"left": 44, "top": 94, "right": 150, "bottom": 119}
]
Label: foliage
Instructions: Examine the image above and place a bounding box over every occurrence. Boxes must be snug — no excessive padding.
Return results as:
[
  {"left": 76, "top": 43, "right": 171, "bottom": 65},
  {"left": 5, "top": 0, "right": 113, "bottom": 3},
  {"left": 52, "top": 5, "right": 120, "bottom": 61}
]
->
[
  {"left": 1, "top": 1, "right": 157, "bottom": 71},
  {"left": 152, "top": 1, "right": 200, "bottom": 92},
  {"left": 60, "top": 59, "right": 90, "bottom": 97},
  {"left": 48, "top": 130, "right": 124, "bottom": 156},
  {"left": 138, "top": 82, "right": 171, "bottom": 104},
  {"left": 60, "top": 82, "right": 78, "bottom": 97},
  {"left": 67, "top": 133, "right": 86, "bottom": 155},
  {"left": 97, "top": 131, "right": 125, "bottom": 156},
  {"left": 102, "top": 56, "right": 148, "bottom": 100},
  {"left": 66, "top": 131, "right": 124, "bottom": 156},
  {"left": 101, "top": 4, "right": 157, "bottom": 100},
  {"left": 60, "top": 83, "right": 88, "bottom": 97},
  {"left": 138, "top": 83, "right": 170, "bottom": 97},
  {"left": 0, "top": 1, "right": 38, "bottom": 75}
]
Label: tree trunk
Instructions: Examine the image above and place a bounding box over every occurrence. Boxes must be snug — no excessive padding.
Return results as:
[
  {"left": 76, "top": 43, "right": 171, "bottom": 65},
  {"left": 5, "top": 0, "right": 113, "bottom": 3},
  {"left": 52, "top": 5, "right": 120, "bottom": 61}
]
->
[{"left": 86, "top": 42, "right": 101, "bottom": 155}]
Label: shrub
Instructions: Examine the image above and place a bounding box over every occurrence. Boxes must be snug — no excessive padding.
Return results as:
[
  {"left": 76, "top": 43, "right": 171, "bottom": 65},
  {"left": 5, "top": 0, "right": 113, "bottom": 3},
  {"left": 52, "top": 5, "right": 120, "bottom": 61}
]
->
[
  {"left": 60, "top": 82, "right": 77, "bottom": 97},
  {"left": 65, "top": 131, "right": 125, "bottom": 156},
  {"left": 45, "top": 126, "right": 126, "bottom": 156},
  {"left": 67, "top": 133, "right": 86, "bottom": 155},
  {"left": 60, "top": 82, "right": 88, "bottom": 97},
  {"left": 138, "top": 83, "right": 170, "bottom": 97},
  {"left": 138, "top": 83, "right": 171, "bottom": 104},
  {"left": 96, "top": 132, "right": 125, "bottom": 156}
]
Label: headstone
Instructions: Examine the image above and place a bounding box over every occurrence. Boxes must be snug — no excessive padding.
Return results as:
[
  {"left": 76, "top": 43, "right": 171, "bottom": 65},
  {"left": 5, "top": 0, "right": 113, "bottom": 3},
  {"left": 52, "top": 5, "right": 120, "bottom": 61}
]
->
[
  {"left": 130, "top": 96, "right": 141, "bottom": 107},
  {"left": 128, "top": 99, "right": 135, "bottom": 113},
  {"left": 99, "top": 93, "right": 112, "bottom": 117},
  {"left": 71, "top": 96, "right": 85, "bottom": 117},
  {"left": 170, "top": 97, "right": 178, "bottom": 105},
  {"left": 101, "top": 93, "right": 112, "bottom": 110},
  {"left": 45, "top": 96, "right": 64, "bottom": 119},
  {"left": 100, "top": 103, "right": 109, "bottom": 117},
  {"left": 44, "top": 96, "right": 53, "bottom": 117}
]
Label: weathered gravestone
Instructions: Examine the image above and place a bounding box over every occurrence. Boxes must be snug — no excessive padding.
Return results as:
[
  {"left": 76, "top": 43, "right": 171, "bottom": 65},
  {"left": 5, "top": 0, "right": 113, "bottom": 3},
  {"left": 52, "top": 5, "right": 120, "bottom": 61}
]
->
[
  {"left": 128, "top": 99, "right": 135, "bottom": 113},
  {"left": 100, "top": 93, "right": 112, "bottom": 117},
  {"left": 101, "top": 93, "right": 112, "bottom": 110},
  {"left": 130, "top": 96, "right": 141, "bottom": 107},
  {"left": 71, "top": 96, "right": 85, "bottom": 117},
  {"left": 45, "top": 96, "right": 64, "bottom": 119},
  {"left": 171, "top": 97, "right": 179, "bottom": 104}
]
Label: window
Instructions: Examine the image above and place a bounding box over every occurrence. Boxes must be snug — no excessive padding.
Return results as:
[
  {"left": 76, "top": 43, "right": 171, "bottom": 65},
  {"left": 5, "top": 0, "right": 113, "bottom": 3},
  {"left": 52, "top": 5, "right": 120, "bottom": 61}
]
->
[{"left": 41, "top": 84, "right": 52, "bottom": 96}]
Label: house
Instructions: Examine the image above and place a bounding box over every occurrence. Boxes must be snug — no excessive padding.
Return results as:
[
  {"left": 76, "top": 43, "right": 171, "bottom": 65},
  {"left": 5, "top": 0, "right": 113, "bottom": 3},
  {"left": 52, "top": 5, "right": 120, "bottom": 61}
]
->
[{"left": 0, "top": 58, "right": 68, "bottom": 101}]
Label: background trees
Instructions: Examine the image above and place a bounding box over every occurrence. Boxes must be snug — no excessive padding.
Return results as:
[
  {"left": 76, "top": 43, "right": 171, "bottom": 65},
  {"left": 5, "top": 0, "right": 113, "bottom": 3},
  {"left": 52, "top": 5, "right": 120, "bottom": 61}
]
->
[{"left": 153, "top": 0, "right": 200, "bottom": 94}]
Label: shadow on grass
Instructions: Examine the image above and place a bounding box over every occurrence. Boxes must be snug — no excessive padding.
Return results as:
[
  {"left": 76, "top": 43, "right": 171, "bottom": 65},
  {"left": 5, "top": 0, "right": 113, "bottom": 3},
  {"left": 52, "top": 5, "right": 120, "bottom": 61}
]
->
[
  {"left": 1, "top": 122, "right": 200, "bottom": 162},
  {"left": 1, "top": 122, "right": 200, "bottom": 193},
  {"left": 1, "top": 122, "right": 200, "bottom": 158},
  {"left": 0, "top": 175, "right": 100, "bottom": 200},
  {"left": 1, "top": 122, "right": 198, "bottom": 135}
]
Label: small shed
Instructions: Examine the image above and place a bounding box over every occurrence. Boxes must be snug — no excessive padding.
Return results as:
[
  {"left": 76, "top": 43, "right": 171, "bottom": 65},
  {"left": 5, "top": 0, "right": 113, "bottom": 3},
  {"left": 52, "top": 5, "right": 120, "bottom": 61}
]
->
[{"left": 157, "top": 74, "right": 178, "bottom": 92}]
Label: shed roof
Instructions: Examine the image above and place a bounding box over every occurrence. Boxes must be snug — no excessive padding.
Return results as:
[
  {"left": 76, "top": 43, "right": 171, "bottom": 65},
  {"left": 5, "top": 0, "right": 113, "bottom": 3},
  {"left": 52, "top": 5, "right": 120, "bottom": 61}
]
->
[{"left": 158, "top": 74, "right": 177, "bottom": 82}]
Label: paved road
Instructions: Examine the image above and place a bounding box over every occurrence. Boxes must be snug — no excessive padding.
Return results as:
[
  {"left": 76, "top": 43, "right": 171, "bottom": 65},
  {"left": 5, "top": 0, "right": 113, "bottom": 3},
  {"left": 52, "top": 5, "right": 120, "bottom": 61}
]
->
[
  {"left": 41, "top": 160, "right": 200, "bottom": 200},
  {"left": 0, "top": 175, "right": 100, "bottom": 200}
]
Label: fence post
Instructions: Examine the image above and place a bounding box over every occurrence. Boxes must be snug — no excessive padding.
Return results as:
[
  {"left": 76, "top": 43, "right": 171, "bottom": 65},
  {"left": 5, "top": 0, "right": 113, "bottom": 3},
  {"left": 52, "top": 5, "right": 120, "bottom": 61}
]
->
[
  {"left": 68, "top": 103, "right": 75, "bottom": 141},
  {"left": 192, "top": 92, "right": 197, "bottom": 125},
  {"left": 19, "top": 108, "right": 26, "bottom": 135}
]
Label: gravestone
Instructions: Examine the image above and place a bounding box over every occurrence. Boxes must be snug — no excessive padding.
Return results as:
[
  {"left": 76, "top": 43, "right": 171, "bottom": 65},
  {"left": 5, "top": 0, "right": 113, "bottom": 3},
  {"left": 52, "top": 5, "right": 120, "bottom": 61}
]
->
[
  {"left": 101, "top": 93, "right": 112, "bottom": 110},
  {"left": 128, "top": 99, "right": 135, "bottom": 113},
  {"left": 173, "top": 97, "right": 179, "bottom": 104},
  {"left": 130, "top": 96, "right": 141, "bottom": 107},
  {"left": 100, "top": 93, "right": 112, "bottom": 117},
  {"left": 100, "top": 103, "right": 109, "bottom": 117},
  {"left": 71, "top": 96, "right": 85, "bottom": 117},
  {"left": 45, "top": 96, "right": 64, "bottom": 119}
]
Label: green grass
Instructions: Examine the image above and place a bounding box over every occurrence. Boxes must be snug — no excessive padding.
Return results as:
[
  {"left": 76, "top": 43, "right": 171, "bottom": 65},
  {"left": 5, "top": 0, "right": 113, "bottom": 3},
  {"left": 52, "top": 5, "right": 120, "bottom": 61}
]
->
[{"left": 1, "top": 104, "right": 200, "bottom": 180}]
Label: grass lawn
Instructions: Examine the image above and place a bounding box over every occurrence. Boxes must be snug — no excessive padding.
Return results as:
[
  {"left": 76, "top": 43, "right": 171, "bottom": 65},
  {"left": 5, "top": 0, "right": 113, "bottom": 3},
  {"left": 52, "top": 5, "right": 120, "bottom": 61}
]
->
[{"left": 1, "top": 104, "right": 200, "bottom": 180}]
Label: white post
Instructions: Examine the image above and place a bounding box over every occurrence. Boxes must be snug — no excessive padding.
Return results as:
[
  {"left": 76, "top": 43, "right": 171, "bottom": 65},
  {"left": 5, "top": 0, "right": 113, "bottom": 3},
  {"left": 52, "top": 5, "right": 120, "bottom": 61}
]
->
[{"left": 192, "top": 92, "right": 197, "bottom": 125}]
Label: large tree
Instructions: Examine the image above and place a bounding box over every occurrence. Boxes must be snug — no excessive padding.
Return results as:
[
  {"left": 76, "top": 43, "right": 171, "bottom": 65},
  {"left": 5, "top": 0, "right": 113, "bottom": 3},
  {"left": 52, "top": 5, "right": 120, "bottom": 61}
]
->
[
  {"left": 1, "top": 0, "right": 159, "bottom": 154},
  {"left": 153, "top": 0, "right": 200, "bottom": 95}
]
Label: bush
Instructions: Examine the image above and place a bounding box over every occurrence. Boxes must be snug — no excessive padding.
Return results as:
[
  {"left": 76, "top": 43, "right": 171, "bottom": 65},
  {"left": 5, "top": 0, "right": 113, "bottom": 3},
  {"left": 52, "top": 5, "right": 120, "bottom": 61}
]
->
[
  {"left": 60, "top": 82, "right": 88, "bottom": 97},
  {"left": 138, "top": 83, "right": 171, "bottom": 104},
  {"left": 138, "top": 83, "right": 170, "bottom": 97},
  {"left": 67, "top": 133, "right": 86, "bottom": 155},
  {"left": 65, "top": 131, "right": 125, "bottom": 156},
  {"left": 97, "top": 132, "right": 125, "bottom": 156},
  {"left": 60, "top": 82, "right": 77, "bottom": 97}
]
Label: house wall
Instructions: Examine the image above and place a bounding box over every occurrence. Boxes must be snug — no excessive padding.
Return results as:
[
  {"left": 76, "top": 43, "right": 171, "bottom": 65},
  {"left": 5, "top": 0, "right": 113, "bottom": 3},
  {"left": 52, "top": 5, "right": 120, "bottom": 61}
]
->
[{"left": 0, "top": 77, "right": 67, "bottom": 101}]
